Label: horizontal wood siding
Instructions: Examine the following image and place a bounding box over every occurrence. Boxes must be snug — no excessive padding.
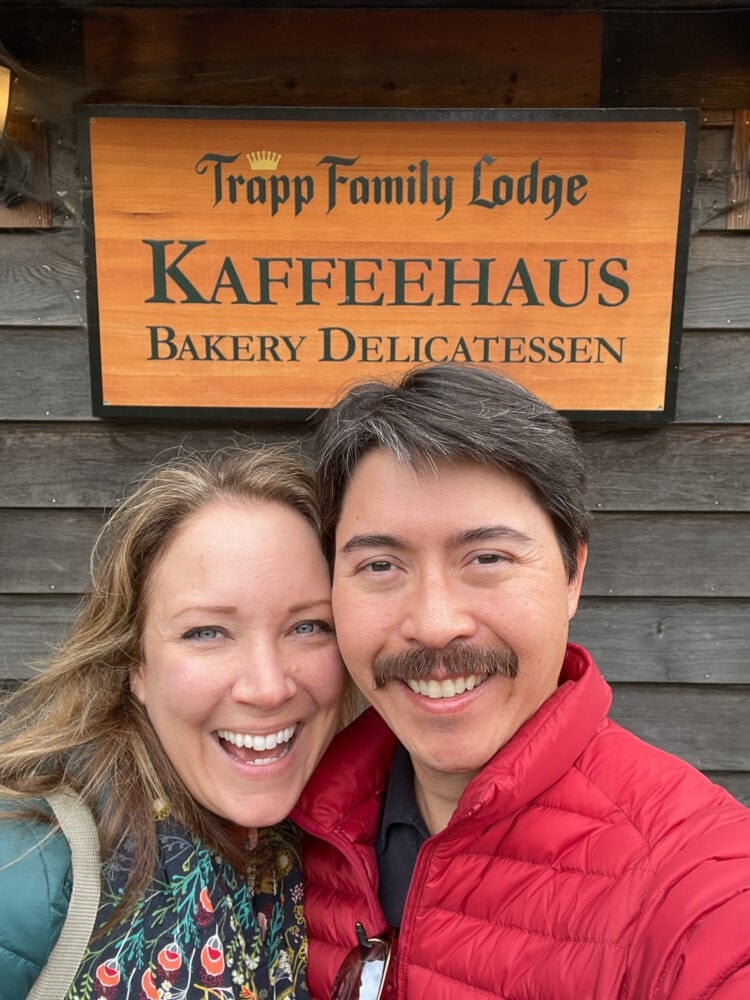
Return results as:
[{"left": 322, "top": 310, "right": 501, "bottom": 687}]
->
[
  {"left": 5, "top": 594, "right": 747, "bottom": 686},
  {"left": 571, "top": 598, "right": 750, "bottom": 683},
  {"left": 609, "top": 684, "right": 749, "bottom": 770},
  {"left": 0, "top": 595, "right": 81, "bottom": 678},
  {"left": 1, "top": 421, "right": 748, "bottom": 508},
  {"left": 0, "top": 5, "right": 747, "bottom": 805}
]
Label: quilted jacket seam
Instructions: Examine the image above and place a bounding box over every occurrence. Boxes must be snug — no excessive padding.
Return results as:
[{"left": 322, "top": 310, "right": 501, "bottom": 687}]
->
[
  {"left": 455, "top": 848, "right": 655, "bottom": 880},
  {"left": 421, "top": 902, "right": 629, "bottom": 950},
  {"left": 406, "top": 955, "right": 590, "bottom": 1000},
  {"left": 0, "top": 939, "right": 38, "bottom": 980},
  {"left": 572, "top": 758, "right": 657, "bottom": 870},
  {"left": 405, "top": 961, "right": 517, "bottom": 999}
]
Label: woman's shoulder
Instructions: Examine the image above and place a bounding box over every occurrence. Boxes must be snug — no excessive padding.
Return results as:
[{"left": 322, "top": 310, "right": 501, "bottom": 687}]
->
[{"left": 0, "top": 796, "right": 73, "bottom": 998}]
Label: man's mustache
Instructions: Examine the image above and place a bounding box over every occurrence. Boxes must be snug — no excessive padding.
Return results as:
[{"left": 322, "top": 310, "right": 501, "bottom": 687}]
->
[{"left": 372, "top": 644, "right": 519, "bottom": 690}]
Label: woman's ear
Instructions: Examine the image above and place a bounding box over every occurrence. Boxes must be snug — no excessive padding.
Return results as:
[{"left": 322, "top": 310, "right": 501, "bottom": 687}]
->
[{"left": 130, "top": 664, "right": 146, "bottom": 705}]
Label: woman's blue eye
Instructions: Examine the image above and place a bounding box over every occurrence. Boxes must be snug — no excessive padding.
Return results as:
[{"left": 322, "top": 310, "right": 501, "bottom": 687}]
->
[
  {"left": 294, "top": 620, "right": 331, "bottom": 635},
  {"left": 183, "top": 626, "right": 221, "bottom": 641}
]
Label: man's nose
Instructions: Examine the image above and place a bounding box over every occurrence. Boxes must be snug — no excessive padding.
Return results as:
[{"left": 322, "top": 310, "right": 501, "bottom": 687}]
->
[
  {"left": 230, "top": 645, "right": 298, "bottom": 709},
  {"left": 400, "top": 571, "right": 476, "bottom": 649}
]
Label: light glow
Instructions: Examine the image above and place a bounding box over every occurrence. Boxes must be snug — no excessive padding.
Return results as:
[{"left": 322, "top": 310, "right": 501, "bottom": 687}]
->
[{"left": 0, "top": 66, "right": 11, "bottom": 135}]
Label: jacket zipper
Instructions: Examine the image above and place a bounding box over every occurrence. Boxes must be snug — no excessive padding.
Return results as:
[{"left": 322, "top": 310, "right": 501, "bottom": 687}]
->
[
  {"left": 391, "top": 806, "right": 481, "bottom": 999},
  {"left": 296, "top": 815, "right": 387, "bottom": 939}
]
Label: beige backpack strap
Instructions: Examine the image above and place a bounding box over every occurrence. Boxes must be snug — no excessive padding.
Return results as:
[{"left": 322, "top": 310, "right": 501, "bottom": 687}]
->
[{"left": 28, "top": 789, "right": 101, "bottom": 1000}]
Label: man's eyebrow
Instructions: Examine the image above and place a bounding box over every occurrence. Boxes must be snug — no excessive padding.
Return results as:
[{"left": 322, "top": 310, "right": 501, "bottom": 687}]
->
[
  {"left": 450, "top": 525, "right": 535, "bottom": 547},
  {"left": 338, "top": 526, "right": 534, "bottom": 556},
  {"left": 339, "top": 533, "right": 408, "bottom": 555}
]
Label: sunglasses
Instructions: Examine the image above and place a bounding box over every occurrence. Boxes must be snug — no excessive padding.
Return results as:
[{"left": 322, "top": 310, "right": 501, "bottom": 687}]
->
[{"left": 330, "top": 922, "right": 396, "bottom": 1000}]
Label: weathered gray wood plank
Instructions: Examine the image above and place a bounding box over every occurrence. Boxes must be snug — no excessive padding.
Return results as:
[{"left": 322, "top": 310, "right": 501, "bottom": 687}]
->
[
  {"left": 0, "top": 328, "right": 93, "bottom": 419},
  {"left": 0, "top": 595, "right": 80, "bottom": 679},
  {"left": 675, "top": 331, "right": 750, "bottom": 423},
  {"left": 0, "top": 423, "right": 311, "bottom": 507},
  {"left": 571, "top": 598, "right": 750, "bottom": 684},
  {"left": 610, "top": 683, "right": 750, "bottom": 771},
  {"left": 580, "top": 425, "right": 750, "bottom": 511},
  {"left": 1, "top": 510, "right": 747, "bottom": 597},
  {"left": 683, "top": 235, "right": 750, "bottom": 330},
  {"left": 2, "top": 328, "right": 750, "bottom": 424},
  {"left": 0, "top": 510, "right": 103, "bottom": 594},
  {"left": 693, "top": 125, "right": 732, "bottom": 234},
  {"left": 0, "top": 230, "right": 85, "bottom": 327},
  {"left": 2, "top": 421, "right": 748, "bottom": 510},
  {"left": 584, "top": 513, "right": 749, "bottom": 598}
]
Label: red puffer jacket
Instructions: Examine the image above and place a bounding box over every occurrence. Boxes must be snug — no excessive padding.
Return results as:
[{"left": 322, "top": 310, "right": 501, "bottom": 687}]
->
[{"left": 293, "top": 644, "right": 750, "bottom": 999}]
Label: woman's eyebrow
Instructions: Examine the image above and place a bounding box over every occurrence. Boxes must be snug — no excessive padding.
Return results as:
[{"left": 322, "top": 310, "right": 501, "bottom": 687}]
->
[
  {"left": 173, "top": 604, "right": 238, "bottom": 617},
  {"left": 287, "top": 598, "right": 333, "bottom": 615}
]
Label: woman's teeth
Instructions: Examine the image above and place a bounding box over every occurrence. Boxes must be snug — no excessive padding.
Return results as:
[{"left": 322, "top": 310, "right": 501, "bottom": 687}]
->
[
  {"left": 406, "top": 674, "right": 489, "bottom": 699},
  {"left": 217, "top": 725, "right": 296, "bottom": 751}
]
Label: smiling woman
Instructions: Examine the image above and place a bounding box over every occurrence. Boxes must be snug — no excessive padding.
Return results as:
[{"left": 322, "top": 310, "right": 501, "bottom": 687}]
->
[
  {"left": 0, "top": 448, "right": 345, "bottom": 1000},
  {"left": 131, "top": 495, "right": 343, "bottom": 833}
]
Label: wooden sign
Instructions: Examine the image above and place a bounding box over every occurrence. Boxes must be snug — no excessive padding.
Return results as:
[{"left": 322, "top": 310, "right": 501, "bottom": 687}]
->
[{"left": 79, "top": 107, "right": 697, "bottom": 421}]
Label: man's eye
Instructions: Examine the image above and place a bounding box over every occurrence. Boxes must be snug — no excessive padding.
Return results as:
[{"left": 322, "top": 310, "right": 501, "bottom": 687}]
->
[
  {"left": 365, "top": 560, "right": 395, "bottom": 573},
  {"left": 473, "top": 553, "right": 507, "bottom": 565},
  {"left": 182, "top": 626, "right": 222, "bottom": 641}
]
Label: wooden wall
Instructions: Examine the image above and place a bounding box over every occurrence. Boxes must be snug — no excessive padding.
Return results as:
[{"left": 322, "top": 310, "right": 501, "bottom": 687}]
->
[{"left": 0, "top": 4, "right": 748, "bottom": 802}]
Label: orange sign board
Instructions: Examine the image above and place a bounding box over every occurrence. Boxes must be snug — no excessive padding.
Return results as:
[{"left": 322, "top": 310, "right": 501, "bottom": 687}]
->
[{"left": 80, "top": 108, "right": 696, "bottom": 420}]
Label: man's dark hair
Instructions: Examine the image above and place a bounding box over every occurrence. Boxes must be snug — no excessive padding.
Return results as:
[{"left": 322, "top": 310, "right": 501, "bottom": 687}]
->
[{"left": 316, "top": 363, "right": 591, "bottom": 580}]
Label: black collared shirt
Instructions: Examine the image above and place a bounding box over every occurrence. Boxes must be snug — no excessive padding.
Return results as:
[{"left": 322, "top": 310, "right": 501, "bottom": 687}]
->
[{"left": 375, "top": 743, "right": 430, "bottom": 928}]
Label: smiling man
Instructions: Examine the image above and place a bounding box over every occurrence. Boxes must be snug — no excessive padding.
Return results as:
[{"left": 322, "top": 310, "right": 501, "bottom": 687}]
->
[{"left": 293, "top": 363, "right": 750, "bottom": 1000}]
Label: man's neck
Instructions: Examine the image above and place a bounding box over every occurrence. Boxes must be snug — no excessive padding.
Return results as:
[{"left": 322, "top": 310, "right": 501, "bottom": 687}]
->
[{"left": 412, "top": 759, "right": 479, "bottom": 835}]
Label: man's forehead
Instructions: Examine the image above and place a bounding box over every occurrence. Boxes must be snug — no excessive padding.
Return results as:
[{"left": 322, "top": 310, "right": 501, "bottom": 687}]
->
[
  {"left": 337, "top": 449, "right": 528, "bottom": 510},
  {"left": 337, "top": 454, "right": 539, "bottom": 533}
]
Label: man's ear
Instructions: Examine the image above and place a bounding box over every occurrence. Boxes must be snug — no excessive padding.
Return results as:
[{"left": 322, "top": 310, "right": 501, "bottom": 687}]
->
[
  {"left": 567, "top": 543, "right": 588, "bottom": 620},
  {"left": 130, "top": 664, "right": 146, "bottom": 705}
]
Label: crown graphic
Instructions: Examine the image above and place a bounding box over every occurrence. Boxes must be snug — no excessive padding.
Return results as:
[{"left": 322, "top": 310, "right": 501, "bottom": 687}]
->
[{"left": 247, "top": 150, "right": 282, "bottom": 171}]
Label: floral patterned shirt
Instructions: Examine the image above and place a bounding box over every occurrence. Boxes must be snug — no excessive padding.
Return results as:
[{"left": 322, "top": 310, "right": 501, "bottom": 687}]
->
[{"left": 66, "top": 815, "right": 309, "bottom": 1000}]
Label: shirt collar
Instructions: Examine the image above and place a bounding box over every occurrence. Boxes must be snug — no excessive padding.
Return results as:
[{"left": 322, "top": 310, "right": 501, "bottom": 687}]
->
[{"left": 375, "top": 742, "right": 430, "bottom": 853}]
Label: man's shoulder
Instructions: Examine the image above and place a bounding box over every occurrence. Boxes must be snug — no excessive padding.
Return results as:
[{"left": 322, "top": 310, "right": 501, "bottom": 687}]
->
[
  {"left": 574, "top": 719, "right": 749, "bottom": 858},
  {"left": 0, "top": 797, "right": 73, "bottom": 996},
  {"left": 573, "top": 727, "right": 750, "bottom": 998}
]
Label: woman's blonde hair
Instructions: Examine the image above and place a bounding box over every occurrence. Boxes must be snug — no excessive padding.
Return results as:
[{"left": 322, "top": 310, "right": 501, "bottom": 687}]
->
[{"left": 0, "top": 445, "right": 338, "bottom": 917}]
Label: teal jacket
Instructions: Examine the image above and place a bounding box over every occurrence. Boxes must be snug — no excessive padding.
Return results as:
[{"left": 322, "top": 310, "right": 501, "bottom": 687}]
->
[{"left": 0, "top": 799, "right": 72, "bottom": 998}]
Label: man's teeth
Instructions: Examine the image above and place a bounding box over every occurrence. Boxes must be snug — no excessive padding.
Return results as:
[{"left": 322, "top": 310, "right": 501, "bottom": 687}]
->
[
  {"left": 217, "top": 725, "right": 296, "bottom": 751},
  {"left": 406, "top": 674, "right": 488, "bottom": 699}
]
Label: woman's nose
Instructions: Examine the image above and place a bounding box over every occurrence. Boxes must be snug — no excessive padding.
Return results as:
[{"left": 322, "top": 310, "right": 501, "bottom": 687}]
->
[{"left": 230, "top": 647, "right": 298, "bottom": 708}]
